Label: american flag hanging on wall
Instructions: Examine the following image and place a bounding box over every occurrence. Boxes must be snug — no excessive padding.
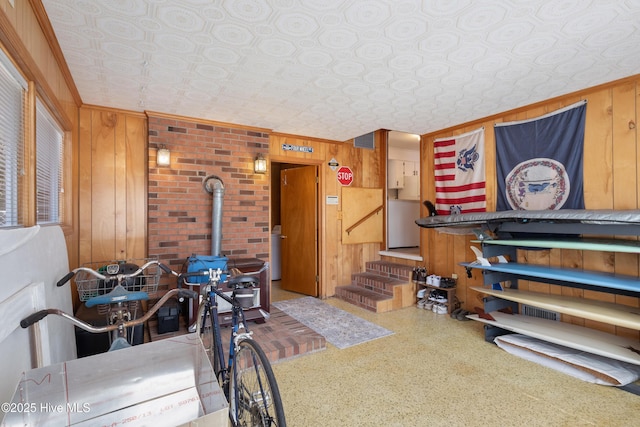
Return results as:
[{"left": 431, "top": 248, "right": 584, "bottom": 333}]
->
[{"left": 433, "top": 127, "right": 486, "bottom": 215}]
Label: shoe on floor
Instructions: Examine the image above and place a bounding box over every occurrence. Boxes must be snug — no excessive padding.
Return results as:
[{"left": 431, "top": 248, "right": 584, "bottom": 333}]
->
[
  {"left": 450, "top": 307, "right": 463, "bottom": 319},
  {"left": 456, "top": 310, "right": 471, "bottom": 321}
]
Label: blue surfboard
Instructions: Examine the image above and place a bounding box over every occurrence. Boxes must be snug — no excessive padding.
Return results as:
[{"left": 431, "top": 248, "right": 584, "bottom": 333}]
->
[{"left": 461, "top": 261, "right": 640, "bottom": 295}]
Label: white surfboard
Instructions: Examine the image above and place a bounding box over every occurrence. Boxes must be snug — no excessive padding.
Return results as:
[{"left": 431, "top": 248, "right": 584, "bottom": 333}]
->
[
  {"left": 470, "top": 286, "right": 640, "bottom": 330},
  {"left": 467, "top": 311, "right": 640, "bottom": 366},
  {"left": 473, "top": 237, "right": 640, "bottom": 253}
]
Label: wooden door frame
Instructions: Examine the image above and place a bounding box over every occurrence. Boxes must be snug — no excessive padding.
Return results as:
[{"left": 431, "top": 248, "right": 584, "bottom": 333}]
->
[{"left": 270, "top": 156, "right": 324, "bottom": 297}]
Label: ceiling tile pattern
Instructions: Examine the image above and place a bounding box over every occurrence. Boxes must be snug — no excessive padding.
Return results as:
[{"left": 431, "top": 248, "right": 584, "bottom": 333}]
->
[{"left": 42, "top": 0, "right": 640, "bottom": 141}]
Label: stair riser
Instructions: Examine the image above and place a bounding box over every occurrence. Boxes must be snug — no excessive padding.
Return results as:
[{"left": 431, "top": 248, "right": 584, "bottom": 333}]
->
[
  {"left": 365, "top": 262, "right": 413, "bottom": 281},
  {"left": 335, "top": 288, "right": 387, "bottom": 313},
  {"left": 352, "top": 276, "right": 396, "bottom": 296}
]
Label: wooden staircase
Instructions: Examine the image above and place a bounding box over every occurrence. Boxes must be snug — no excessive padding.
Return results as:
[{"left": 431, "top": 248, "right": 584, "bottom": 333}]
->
[{"left": 335, "top": 261, "right": 416, "bottom": 313}]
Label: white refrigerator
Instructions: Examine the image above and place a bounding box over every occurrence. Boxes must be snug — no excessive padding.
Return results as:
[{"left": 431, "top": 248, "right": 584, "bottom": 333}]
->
[{"left": 387, "top": 199, "right": 420, "bottom": 248}]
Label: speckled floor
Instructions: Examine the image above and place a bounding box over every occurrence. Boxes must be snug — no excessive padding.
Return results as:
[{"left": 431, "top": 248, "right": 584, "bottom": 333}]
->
[{"left": 270, "top": 282, "right": 640, "bottom": 427}]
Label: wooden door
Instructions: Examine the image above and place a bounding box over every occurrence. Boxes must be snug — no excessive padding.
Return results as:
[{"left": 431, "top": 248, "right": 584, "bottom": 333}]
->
[{"left": 280, "top": 166, "right": 317, "bottom": 296}]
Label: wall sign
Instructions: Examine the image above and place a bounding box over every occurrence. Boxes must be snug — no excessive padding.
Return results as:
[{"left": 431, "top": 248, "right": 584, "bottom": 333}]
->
[
  {"left": 337, "top": 166, "right": 354, "bottom": 186},
  {"left": 328, "top": 158, "right": 339, "bottom": 171},
  {"left": 282, "top": 144, "right": 313, "bottom": 153}
]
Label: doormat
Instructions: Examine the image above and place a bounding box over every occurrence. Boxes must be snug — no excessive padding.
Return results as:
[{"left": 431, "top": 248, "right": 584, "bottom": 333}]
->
[{"left": 271, "top": 297, "right": 394, "bottom": 349}]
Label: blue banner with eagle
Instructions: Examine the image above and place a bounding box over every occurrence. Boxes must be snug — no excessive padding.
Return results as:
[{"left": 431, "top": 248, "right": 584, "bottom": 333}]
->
[
  {"left": 495, "top": 100, "right": 586, "bottom": 211},
  {"left": 433, "top": 127, "right": 486, "bottom": 215}
]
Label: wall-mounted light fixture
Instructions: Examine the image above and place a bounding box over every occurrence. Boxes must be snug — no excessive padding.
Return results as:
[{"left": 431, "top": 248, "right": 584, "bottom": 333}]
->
[
  {"left": 254, "top": 153, "right": 267, "bottom": 174},
  {"left": 157, "top": 145, "right": 171, "bottom": 167}
]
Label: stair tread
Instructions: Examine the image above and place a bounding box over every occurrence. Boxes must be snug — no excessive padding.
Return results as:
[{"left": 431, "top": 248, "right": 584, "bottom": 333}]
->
[
  {"left": 353, "top": 272, "right": 407, "bottom": 284},
  {"left": 367, "top": 260, "right": 415, "bottom": 269}
]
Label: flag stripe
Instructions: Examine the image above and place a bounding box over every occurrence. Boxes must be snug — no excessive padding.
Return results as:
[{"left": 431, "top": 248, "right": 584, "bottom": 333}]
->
[
  {"left": 433, "top": 127, "right": 486, "bottom": 215},
  {"left": 436, "top": 182, "right": 486, "bottom": 192},
  {"left": 436, "top": 195, "right": 487, "bottom": 204}
]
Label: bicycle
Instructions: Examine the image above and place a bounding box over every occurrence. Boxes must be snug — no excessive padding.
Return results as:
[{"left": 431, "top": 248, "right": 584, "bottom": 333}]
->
[
  {"left": 20, "top": 259, "right": 198, "bottom": 352},
  {"left": 183, "top": 263, "right": 286, "bottom": 427}
]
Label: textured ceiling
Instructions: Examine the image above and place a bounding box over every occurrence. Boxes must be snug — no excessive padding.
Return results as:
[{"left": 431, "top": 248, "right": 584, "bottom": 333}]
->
[{"left": 41, "top": 0, "right": 640, "bottom": 142}]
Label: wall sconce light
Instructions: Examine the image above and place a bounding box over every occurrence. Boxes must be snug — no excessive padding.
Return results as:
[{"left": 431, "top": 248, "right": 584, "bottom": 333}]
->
[
  {"left": 254, "top": 153, "right": 267, "bottom": 174},
  {"left": 157, "top": 145, "right": 171, "bottom": 167}
]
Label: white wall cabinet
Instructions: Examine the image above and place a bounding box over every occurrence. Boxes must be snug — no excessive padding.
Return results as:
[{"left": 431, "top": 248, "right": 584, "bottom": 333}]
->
[
  {"left": 388, "top": 159, "right": 404, "bottom": 189},
  {"left": 398, "top": 161, "right": 420, "bottom": 200}
]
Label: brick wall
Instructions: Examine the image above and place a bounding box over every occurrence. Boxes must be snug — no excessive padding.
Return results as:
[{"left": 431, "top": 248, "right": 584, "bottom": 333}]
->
[{"left": 147, "top": 115, "right": 270, "bottom": 272}]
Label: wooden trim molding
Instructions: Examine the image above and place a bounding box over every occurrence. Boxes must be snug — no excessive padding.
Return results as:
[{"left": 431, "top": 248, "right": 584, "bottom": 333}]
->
[
  {"left": 422, "top": 73, "right": 640, "bottom": 139},
  {"left": 0, "top": 5, "right": 73, "bottom": 131},
  {"left": 81, "top": 103, "right": 147, "bottom": 118},
  {"left": 29, "top": 0, "right": 82, "bottom": 107},
  {"left": 145, "top": 110, "right": 272, "bottom": 134},
  {"left": 270, "top": 131, "right": 344, "bottom": 144}
]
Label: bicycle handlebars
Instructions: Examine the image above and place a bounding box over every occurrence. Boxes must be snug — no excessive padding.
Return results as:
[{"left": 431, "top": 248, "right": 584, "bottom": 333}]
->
[
  {"left": 56, "top": 260, "right": 175, "bottom": 287},
  {"left": 26, "top": 259, "right": 268, "bottom": 334},
  {"left": 23, "top": 260, "right": 197, "bottom": 332},
  {"left": 21, "top": 286, "right": 198, "bottom": 330},
  {"left": 180, "top": 261, "right": 269, "bottom": 289}
]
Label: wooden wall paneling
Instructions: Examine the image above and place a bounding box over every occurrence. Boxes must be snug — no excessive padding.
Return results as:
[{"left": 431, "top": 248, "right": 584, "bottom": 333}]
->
[
  {"left": 583, "top": 88, "right": 614, "bottom": 208},
  {"left": 78, "top": 108, "right": 93, "bottom": 265},
  {"left": 419, "top": 134, "right": 428, "bottom": 259},
  {"left": 611, "top": 81, "right": 640, "bottom": 340},
  {"left": 637, "top": 79, "right": 640, "bottom": 218},
  {"left": 339, "top": 142, "right": 364, "bottom": 290},
  {"left": 612, "top": 81, "right": 637, "bottom": 211},
  {"left": 482, "top": 120, "right": 497, "bottom": 212},
  {"left": 125, "top": 115, "right": 147, "bottom": 259},
  {"left": 322, "top": 142, "right": 340, "bottom": 298},
  {"left": 91, "top": 110, "right": 117, "bottom": 262},
  {"left": 114, "top": 113, "right": 127, "bottom": 259}
]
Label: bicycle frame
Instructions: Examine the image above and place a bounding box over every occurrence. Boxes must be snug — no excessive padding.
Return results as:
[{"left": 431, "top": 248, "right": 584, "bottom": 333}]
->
[
  {"left": 185, "top": 264, "right": 286, "bottom": 426},
  {"left": 198, "top": 277, "right": 253, "bottom": 389}
]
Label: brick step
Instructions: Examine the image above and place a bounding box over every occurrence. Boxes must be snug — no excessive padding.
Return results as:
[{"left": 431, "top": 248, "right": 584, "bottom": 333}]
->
[
  {"left": 336, "top": 261, "right": 418, "bottom": 313},
  {"left": 352, "top": 272, "right": 407, "bottom": 297},
  {"left": 334, "top": 285, "right": 394, "bottom": 313},
  {"left": 365, "top": 260, "right": 414, "bottom": 281}
]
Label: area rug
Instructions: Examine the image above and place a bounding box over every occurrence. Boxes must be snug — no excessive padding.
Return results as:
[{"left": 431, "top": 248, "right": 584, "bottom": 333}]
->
[{"left": 271, "top": 297, "right": 394, "bottom": 349}]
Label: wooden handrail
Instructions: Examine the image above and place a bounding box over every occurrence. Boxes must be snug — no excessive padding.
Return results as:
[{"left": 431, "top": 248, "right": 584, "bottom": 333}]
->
[{"left": 346, "top": 204, "right": 383, "bottom": 235}]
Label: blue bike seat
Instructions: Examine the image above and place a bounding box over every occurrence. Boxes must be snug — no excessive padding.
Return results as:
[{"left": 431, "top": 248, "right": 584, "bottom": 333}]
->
[
  {"left": 108, "top": 337, "right": 130, "bottom": 351},
  {"left": 85, "top": 284, "right": 149, "bottom": 308}
]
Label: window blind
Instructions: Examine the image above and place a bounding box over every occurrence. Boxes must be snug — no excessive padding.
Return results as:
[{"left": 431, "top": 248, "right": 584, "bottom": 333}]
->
[
  {"left": 35, "top": 99, "right": 63, "bottom": 224},
  {"left": 0, "top": 51, "right": 26, "bottom": 227}
]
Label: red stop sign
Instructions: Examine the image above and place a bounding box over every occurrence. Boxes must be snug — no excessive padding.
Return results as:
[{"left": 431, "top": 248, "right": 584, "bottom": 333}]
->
[{"left": 337, "top": 166, "right": 353, "bottom": 186}]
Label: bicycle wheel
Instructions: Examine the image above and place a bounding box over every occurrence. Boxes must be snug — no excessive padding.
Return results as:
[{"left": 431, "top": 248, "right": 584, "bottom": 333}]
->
[
  {"left": 229, "top": 338, "right": 286, "bottom": 427},
  {"left": 197, "top": 303, "right": 224, "bottom": 382}
]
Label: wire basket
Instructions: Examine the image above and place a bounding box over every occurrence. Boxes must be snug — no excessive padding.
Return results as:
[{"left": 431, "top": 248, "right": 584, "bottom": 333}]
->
[{"left": 75, "top": 258, "right": 161, "bottom": 302}]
